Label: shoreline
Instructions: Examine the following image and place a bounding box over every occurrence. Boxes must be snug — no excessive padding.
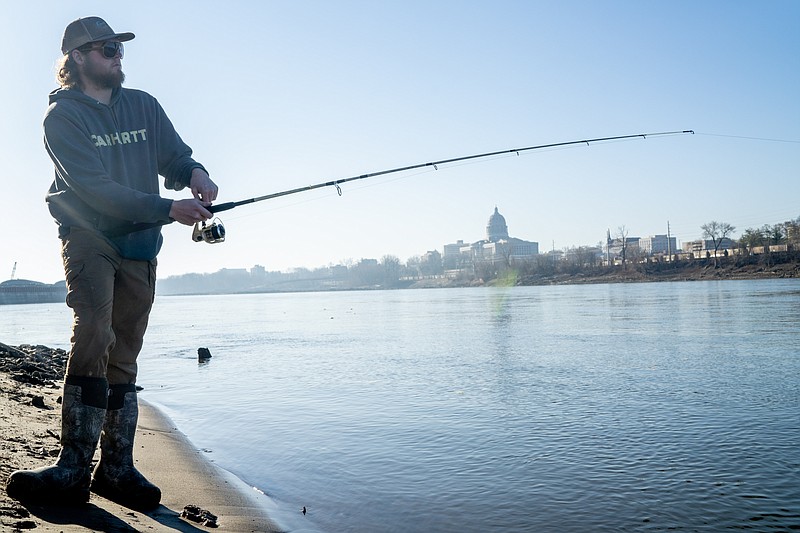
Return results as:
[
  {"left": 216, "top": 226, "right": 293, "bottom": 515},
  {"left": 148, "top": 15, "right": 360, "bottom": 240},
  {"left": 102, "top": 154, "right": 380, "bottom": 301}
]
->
[{"left": 0, "top": 342, "right": 283, "bottom": 532}]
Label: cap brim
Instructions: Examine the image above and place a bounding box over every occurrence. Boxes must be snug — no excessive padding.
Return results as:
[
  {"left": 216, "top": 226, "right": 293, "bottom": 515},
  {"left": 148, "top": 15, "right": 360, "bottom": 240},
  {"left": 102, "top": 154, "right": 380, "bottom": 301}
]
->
[
  {"left": 87, "top": 31, "right": 135, "bottom": 45},
  {"left": 114, "top": 32, "right": 135, "bottom": 42}
]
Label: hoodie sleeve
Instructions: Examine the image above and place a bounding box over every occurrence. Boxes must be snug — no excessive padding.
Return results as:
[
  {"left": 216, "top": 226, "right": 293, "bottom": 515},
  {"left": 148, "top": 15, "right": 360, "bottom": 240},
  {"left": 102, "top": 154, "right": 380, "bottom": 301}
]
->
[
  {"left": 44, "top": 111, "right": 173, "bottom": 225},
  {"left": 153, "top": 99, "right": 207, "bottom": 191}
]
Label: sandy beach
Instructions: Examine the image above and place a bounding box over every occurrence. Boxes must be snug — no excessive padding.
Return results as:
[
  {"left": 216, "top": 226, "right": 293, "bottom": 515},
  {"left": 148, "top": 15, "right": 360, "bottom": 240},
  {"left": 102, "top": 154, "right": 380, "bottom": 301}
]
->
[{"left": 0, "top": 342, "right": 283, "bottom": 532}]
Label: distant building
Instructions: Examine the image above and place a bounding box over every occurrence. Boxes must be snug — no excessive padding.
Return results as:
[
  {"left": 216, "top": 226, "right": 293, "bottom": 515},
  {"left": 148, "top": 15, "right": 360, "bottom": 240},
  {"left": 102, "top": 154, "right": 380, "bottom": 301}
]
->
[
  {"left": 218, "top": 268, "right": 249, "bottom": 277},
  {"left": 682, "top": 238, "right": 735, "bottom": 254},
  {"left": 442, "top": 240, "right": 466, "bottom": 270},
  {"left": 486, "top": 207, "right": 510, "bottom": 242},
  {"left": 444, "top": 207, "right": 539, "bottom": 266},
  {"left": 605, "top": 231, "right": 640, "bottom": 262},
  {"left": 786, "top": 220, "right": 800, "bottom": 243},
  {"left": 422, "top": 250, "right": 442, "bottom": 264},
  {"left": 640, "top": 234, "right": 677, "bottom": 255}
]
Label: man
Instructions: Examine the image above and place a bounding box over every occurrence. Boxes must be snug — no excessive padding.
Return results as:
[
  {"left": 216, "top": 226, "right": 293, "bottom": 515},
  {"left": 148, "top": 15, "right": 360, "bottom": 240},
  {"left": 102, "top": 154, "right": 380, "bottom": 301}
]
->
[{"left": 6, "top": 17, "right": 217, "bottom": 510}]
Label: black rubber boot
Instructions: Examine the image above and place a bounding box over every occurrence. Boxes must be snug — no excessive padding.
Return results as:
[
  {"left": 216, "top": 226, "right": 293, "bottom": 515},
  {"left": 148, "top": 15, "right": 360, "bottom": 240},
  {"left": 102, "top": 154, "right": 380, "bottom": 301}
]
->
[
  {"left": 6, "top": 376, "right": 107, "bottom": 504},
  {"left": 90, "top": 384, "right": 161, "bottom": 511}
]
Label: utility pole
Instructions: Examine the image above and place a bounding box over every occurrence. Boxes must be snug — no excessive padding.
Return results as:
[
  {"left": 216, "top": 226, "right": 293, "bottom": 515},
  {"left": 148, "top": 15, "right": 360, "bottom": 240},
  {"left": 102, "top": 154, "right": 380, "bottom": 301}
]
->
[{"left": 667, "top": 221, "right": 672, "bottom": 261}]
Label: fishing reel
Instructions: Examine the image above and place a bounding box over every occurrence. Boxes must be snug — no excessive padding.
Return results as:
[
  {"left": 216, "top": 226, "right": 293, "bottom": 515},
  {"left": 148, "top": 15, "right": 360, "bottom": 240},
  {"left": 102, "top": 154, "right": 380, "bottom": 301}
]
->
[{"left": 192, "top": 218, "right": 226, "bottom": 244}]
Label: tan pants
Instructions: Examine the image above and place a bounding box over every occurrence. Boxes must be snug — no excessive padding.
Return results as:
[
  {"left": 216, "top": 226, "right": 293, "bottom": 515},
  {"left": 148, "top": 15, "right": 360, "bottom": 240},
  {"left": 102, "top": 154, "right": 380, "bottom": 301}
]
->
[{"left": 61, "top": 228, "right": 156, "bottom": 385}]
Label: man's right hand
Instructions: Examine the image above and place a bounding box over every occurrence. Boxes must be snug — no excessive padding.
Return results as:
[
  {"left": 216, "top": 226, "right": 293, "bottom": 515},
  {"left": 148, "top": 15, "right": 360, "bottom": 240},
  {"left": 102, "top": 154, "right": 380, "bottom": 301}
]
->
[{"left": 169, "top": 199, "right": 213, "bottom": 226}]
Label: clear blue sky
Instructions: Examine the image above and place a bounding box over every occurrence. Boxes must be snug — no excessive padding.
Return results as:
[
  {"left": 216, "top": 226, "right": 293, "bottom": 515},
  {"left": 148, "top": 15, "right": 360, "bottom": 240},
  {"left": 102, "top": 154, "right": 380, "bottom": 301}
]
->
[{"left": 3, "top": 0, "right": 798, "bottom": 283}]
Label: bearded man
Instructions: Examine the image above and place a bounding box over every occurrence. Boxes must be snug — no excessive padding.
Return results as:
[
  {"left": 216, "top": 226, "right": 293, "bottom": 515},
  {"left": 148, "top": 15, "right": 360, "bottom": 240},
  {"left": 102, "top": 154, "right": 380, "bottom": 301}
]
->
[{"left": 6, "top": 17, "right": 218, "bottom": 510}]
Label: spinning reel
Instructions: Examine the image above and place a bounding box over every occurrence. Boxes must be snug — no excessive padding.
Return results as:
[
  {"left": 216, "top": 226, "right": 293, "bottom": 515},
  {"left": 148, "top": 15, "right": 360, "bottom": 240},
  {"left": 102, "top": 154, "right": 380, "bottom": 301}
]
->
[{"left": 192, "top": 217, "right": 226, "bottom": 244}]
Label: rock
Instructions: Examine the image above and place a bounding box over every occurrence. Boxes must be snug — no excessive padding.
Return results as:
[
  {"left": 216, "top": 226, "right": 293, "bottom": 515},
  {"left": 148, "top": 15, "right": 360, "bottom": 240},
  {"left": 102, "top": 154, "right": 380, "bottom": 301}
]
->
[
  {"left": 30, "top": 395, "right": 48, "bottom": 409},
  {"left": 182, "top": 504, "right": 218, "bottom": 527},
  {"left": 197, "top": 347, "right": 212, "bottom": 362}
]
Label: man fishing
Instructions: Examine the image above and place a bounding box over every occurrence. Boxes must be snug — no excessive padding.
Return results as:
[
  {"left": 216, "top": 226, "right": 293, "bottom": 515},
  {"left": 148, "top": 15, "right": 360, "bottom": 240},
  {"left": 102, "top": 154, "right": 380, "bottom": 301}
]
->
[{"left": 6, "top": 16, "right": 217, "bottom": 510}]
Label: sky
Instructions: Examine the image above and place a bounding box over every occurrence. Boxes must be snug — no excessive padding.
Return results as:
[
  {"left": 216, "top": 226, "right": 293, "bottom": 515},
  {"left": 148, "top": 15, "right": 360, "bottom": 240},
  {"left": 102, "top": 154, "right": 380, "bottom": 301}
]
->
[{"left": 2, "top": 0, "right": 798, "bottom": 283}]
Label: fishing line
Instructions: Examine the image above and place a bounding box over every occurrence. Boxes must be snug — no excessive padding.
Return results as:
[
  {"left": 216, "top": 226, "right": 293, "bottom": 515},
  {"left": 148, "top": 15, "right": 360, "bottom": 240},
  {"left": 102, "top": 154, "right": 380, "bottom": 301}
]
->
[{"left": 695, "top": 132, "right": 800, "bottom": 144}]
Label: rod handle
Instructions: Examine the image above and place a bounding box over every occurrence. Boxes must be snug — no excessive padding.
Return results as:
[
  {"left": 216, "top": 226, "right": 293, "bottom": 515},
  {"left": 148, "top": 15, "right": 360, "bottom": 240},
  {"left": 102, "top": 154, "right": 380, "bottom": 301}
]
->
[{"left": 208, "top": 202, "right": 238, "bottom": 214}]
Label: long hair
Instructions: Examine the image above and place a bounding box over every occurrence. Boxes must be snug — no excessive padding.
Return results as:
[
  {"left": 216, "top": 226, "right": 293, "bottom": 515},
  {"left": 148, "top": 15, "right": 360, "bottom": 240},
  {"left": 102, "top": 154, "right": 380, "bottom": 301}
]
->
[{"left": 55, "top": 53, "right": 81, "bottom": 90}]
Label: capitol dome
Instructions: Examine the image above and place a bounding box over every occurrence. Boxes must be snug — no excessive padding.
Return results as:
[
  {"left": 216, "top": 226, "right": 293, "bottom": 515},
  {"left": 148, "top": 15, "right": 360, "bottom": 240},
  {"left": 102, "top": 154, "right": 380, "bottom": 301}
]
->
[{"left": 486, "top": 207, "right": 509, "bottom": 242}]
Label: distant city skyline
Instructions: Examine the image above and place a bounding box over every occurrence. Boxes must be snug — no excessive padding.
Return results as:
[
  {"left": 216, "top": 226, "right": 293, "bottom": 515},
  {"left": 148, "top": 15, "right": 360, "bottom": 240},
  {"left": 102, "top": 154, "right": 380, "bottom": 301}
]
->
[{"left": 161, "top": 206, "right": 794, "bottom": 277}]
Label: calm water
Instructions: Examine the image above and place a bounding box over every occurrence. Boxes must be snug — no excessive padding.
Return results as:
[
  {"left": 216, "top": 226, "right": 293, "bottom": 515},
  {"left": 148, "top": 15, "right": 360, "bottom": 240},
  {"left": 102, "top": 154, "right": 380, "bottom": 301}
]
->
[{"left": 2, "top": 280, "right": 799, "bottom": 532}]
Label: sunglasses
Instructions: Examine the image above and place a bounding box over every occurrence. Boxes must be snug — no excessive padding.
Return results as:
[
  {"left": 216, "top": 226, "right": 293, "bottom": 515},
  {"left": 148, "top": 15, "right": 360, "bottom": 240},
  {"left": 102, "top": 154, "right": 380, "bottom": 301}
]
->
[{"left": 80, "top": 41, "right": 124, "bottom": 59}]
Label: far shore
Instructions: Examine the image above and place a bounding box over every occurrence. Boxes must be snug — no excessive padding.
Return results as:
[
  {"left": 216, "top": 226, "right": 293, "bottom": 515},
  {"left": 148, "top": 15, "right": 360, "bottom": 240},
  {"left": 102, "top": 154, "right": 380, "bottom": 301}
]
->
[
  {"left": 451, "top": 256, "right": 800, "bottom": 289},
  {"left": 154, "top": 256, "right": 800, "bottom": 296}
]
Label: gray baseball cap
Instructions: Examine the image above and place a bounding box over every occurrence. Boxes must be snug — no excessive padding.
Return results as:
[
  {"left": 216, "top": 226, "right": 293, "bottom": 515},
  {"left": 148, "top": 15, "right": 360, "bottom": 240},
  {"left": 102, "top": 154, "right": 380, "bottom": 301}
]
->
[{"left": 61, "top": 17, "right": 135, "bottom": 54}]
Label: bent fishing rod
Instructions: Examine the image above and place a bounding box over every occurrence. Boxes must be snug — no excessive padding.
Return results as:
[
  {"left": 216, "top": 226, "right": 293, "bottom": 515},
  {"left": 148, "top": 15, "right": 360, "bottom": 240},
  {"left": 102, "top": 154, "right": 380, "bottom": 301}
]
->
[{"left": 175, "top": 129, "right": 694, "bottom": 243}]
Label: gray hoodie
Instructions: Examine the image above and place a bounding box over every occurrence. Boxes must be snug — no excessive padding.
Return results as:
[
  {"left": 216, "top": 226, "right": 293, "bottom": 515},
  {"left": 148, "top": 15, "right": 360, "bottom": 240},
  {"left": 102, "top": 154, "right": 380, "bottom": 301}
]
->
[{"left": 44, "top": 86, "right": 206, "bottom": 260}]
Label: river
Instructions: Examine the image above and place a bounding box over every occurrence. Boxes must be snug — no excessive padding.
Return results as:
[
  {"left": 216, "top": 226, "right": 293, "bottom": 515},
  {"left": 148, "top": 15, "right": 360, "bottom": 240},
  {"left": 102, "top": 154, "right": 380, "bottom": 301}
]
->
[{"left": 2, "top": 279, "right": 798, "bottom": 532}]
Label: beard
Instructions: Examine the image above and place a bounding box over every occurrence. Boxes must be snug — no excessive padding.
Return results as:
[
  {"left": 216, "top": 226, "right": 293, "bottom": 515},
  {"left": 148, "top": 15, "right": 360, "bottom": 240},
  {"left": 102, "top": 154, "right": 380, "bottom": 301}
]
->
[{"left": 82, "top": 56, "right": 125, "bottom": 89}]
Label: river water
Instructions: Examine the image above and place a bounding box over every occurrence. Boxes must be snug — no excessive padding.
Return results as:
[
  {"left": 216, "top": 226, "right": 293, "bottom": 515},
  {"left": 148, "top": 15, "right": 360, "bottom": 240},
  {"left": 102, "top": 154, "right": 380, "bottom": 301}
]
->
[{"left": 2, "top": 280, "right": 799, "bottom": 532}]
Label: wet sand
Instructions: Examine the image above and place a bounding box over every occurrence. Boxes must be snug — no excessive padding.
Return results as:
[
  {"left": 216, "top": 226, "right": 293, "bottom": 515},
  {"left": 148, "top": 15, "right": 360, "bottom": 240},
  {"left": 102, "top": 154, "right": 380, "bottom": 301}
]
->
[{"left": 0, "top": 342, "right": 282, "bottom": 532}]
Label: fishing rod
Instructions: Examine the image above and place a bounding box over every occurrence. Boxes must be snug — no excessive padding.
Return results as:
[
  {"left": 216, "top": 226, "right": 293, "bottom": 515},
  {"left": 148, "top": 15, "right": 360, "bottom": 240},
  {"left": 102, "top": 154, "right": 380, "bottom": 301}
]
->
[{"left": 185, "top": 129, "right": 694, "bottom": 243}]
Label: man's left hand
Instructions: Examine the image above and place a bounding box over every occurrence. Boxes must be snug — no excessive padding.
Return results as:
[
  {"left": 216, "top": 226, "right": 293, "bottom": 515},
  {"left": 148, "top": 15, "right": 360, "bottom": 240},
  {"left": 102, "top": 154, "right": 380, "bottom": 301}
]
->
[{"left": 190, "top": 168, "right": 219, "bottom": 203}]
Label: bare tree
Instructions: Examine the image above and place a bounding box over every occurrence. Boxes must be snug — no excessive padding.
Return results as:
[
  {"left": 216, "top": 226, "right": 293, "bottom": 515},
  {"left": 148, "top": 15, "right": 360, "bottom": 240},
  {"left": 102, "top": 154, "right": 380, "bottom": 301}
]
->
[
  {"left": 497, "top": 241, "right": 513, "bottom": 269},
  {"left": 419, "top": 251, "right": 444, "bottom": 276},
  {"left": 616, "top": 226, "right": 629, "bottom": 268},
  {"left": 405, "top": 255, "right": 422, "bottom": 278},
  {"left": 701, "top": 221, "right": 736, "bottom": 267},
  {"left": 380, "top": 255, "right": 402, "bottom": 288}
]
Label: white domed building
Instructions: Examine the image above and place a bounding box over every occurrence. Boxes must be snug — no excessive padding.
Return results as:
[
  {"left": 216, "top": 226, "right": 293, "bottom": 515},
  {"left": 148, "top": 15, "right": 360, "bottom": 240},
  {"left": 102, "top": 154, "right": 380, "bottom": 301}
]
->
[
  {"left": 486, "top": 207, "right": 510, "bottom": 242},
  {"left": 443, "top": 207, "right": 539, "bottom": 268}
]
